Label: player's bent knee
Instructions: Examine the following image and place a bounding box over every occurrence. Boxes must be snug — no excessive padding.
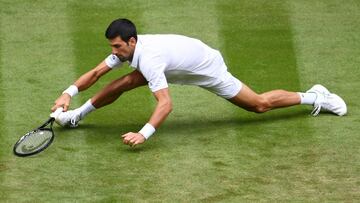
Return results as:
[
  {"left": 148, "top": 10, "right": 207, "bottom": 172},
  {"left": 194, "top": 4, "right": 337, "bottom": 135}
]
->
[
  {"left": 253, "top": 98, "right": 271, "bottom": 113},
  {"left": 253, "top": 106, "right": 267, "bottom": 113},
  {"left": 240, "top": 103, "right": 268, "bottom": 113},
  {"left": 112, "top": 75, "right": 138, "bottom": 92},
  {"left": 122, "top": 75, "right": 135, "bottom": 88},
  {"left": 121, "top": 73, "right": 147, "bottom": 91}
]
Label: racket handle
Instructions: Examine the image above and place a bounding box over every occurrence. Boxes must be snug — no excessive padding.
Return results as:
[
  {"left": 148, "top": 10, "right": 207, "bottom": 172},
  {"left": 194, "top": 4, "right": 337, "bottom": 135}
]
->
[{"left": 50, "top": 107, "right": 64, "bottom": 118}]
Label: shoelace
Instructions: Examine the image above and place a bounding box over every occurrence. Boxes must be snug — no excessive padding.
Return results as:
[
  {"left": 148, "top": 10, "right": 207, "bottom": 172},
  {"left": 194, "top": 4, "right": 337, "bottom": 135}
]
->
[
  {"left": 310, "top": 91, "right": 324, "bottom": 116},
  {"left": 310, "top": 92, "right": 332, "bottom": 116}
]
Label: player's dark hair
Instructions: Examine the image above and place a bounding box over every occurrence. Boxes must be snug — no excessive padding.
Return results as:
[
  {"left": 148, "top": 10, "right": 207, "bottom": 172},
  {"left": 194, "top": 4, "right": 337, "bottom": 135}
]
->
[{"left": 105, "top": 18, "right": 137, "bottom": 42}]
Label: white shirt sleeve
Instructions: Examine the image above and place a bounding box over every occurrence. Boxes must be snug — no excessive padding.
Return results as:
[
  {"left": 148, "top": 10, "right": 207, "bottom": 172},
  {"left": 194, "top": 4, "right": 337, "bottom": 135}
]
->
[
  {"left": 138, "top": 54, "right": 168, "bottom": 92},
  {"left": 146, "top": 69, "right": 168, "bottom": 92},
  {"left": 105, "top": 54, "right": 122, "bottom": 69}
]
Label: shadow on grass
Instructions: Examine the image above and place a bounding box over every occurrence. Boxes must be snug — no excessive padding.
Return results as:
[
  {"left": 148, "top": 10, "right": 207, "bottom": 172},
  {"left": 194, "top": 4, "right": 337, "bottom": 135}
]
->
[
  {"left": 50, "top": 108, "right": 315, "bottom": 153},
  {"left": 55, "top": 108, "right": 310, "bottom": 137},
  {"left": 165, "top": 108, "right": 312, "bottom": 133}
]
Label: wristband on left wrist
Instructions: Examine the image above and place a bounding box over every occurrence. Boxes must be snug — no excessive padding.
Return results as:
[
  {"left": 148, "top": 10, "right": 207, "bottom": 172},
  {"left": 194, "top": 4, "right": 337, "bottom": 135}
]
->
[
  {"left": 62, "top": 85, "right": 78, "bottom": 97},
  {"left": 138, "top": 123, "right": 156, "bottom": 139}
]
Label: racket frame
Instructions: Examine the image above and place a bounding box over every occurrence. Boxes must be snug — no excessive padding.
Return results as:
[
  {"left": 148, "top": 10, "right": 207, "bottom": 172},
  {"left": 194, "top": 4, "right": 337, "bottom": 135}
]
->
[{"left": 13, "top": 117, "right": 56, "bottom": 157}]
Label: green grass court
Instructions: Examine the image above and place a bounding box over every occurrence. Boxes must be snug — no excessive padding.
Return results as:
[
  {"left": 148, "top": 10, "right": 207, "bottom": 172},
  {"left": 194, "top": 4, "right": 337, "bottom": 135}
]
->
[{"left": 1, "top": 0, "right": 359, "bottom": 202}]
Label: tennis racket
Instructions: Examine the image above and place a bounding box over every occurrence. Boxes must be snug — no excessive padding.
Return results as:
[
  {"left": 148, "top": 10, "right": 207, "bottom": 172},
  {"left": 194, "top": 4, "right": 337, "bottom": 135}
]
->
[{"left": 13, "top": 108, "right": 63, "bottom": 157}]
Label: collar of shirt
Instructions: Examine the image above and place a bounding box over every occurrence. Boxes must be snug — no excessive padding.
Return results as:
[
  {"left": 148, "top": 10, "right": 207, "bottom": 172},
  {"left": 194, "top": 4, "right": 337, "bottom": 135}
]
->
[{"left": 130, "top": 36, "right": 143, "bottom": 69}]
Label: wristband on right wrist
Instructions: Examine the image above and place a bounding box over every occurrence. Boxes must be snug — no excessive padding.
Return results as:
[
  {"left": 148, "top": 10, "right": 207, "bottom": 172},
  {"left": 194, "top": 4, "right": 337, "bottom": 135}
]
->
[{"left": 62, "top": 85, "right": 78, "bottom": 97}]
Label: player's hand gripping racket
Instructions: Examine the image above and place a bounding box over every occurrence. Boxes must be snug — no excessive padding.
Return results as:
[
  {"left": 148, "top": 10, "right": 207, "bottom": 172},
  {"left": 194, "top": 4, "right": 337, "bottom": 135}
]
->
[{"left": 13, "top": 108, "right": 63, "bottom": 157}]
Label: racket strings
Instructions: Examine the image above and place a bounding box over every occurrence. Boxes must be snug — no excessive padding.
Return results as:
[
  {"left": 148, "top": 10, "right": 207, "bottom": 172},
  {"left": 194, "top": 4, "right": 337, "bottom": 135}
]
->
[{"left": 16, "top": 130, "right": 53, "bottom": 154}]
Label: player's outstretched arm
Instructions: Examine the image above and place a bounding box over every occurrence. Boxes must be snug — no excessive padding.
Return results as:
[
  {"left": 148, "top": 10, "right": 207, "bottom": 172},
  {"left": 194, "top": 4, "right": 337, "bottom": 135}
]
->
[
  {"left": 73, "top": 61, "right": 112, "bottom": 91},
  {"left": 122, "top": 88, "right": 173, "bottom": 147},
  {"left": 51, "top": 61, "right": 112, "bottom": 112}
]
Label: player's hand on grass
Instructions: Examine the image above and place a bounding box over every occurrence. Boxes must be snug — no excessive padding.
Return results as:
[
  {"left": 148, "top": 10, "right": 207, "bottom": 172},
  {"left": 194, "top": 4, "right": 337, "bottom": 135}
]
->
[
  {"left": 122, "top": 132, "right": 145, "bottom": 147},
  {"left": 51, "top": 93, "right": 71, "bottom": 112}
]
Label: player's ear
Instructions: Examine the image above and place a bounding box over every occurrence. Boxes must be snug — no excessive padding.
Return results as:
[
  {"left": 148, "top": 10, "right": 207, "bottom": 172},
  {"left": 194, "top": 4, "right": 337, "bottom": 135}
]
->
[{"left": 128, "top": 37, "right": 137, "bottom": 47}]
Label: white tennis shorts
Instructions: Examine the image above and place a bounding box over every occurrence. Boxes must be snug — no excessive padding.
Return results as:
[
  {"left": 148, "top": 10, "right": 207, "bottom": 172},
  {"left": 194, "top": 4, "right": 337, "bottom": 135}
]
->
[
  {"left": 166, "top": 50, "right": 243, "bottom": 99},
  {"left": 201, "top": 65, "right": 243, "bottom": 99}
]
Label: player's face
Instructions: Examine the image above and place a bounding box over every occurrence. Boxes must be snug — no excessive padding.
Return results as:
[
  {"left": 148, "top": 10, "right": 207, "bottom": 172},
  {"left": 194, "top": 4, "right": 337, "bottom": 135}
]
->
[{"left": 109, "top": 36, "right": 136, "bottom": 62}]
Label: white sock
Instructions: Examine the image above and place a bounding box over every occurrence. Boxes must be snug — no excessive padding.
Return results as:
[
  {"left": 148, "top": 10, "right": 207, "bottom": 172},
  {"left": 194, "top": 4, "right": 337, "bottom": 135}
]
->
[
  {"left": 298, "top": 92, "right": 317, "bottom": 105},
  {"left": 75, "top": 99, "right": 96, "bottom": 119}
]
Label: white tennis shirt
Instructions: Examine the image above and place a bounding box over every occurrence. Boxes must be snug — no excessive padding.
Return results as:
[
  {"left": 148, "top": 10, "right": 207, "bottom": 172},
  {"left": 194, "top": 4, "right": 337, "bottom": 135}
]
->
[{"left": 105, "top": 34, "right": 228, "bottom": 92}]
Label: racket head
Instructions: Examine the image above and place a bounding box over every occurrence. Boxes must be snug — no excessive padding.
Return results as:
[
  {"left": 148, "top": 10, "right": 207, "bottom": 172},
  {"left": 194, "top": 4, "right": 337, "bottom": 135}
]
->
[{"left": 13, "top": 118, "right": 55, "bottom": 157}]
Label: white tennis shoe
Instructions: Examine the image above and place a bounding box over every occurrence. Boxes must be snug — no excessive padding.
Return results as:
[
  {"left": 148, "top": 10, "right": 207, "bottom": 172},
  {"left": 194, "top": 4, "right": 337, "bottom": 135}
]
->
[
  {"left": 306, "top": 84, "right": 347, "bottom": 116},
  {"left": 54, "top": 110, "right": 81, "bottom": 128}
]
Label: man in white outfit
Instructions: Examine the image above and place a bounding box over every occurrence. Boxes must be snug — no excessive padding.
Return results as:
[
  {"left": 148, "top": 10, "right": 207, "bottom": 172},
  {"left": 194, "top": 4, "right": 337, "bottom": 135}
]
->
[{"left": 51, "top": 18, "right": 347, "bottom": 147}]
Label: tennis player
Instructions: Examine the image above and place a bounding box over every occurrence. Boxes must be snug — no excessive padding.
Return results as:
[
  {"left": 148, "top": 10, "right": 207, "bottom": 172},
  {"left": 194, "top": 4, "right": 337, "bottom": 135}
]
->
[{"left": 51, "top": 18, "right": 347, "bottom": 147}]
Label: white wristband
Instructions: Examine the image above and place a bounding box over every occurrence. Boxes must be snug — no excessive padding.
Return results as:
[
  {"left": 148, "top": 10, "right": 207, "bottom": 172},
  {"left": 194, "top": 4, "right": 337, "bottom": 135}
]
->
[
  {"left": 62, "top": 85, "right": 78, "bottom": 97},
  {"left": 139, "top": 123, "right": 156, "bottom": 139}
]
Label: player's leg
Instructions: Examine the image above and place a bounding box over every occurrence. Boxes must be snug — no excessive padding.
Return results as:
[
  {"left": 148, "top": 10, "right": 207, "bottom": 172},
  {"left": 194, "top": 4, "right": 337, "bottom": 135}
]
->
[
  {"left": 91, "top": 70, "right": 147, "bottom": 108},
  {"left": 228, "top": 83, "right": 302, "bottom": 113},
  {"left": 205, "top": 52, "right": 346, "bottom": 116},
  {"left": 228, "top": 82, "right": 347, "bottom": 116},
  {"left": 55, "top": 70, "right": 147, "bottom": 127},
  {"left": 206, "top": 67, "right": 346, "bottom": 115},
  {"left": 76, "top": 70, "right": 147, "bottom": 117}
]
